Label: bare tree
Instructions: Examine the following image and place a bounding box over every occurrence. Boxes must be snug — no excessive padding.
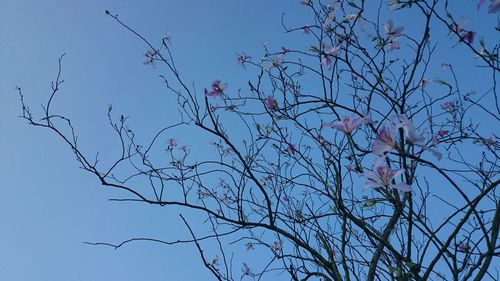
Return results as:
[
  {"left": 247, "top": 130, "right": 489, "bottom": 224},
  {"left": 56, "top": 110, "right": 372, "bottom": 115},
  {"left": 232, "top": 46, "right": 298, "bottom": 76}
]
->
[{"left": 18, "top": 1, "right": 499, "bottom": 280}]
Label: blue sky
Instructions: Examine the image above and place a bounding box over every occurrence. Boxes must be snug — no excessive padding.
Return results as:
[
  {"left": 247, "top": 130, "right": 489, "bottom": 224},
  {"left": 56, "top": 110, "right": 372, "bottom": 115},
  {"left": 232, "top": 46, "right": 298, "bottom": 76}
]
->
[
  {"left": 0, "top": 1, "right": 304, "bottom": 280},
  {"left": 1, "top": 0, "right": 498, "bottom": 280}
]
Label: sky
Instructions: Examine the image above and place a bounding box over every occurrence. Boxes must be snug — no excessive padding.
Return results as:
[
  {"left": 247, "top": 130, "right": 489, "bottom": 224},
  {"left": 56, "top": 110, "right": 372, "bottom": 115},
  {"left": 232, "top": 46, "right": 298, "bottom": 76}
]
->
[
  {"left": 0, "top": 1, "right": 305, "bottom": 280},
  {"left": 0, "top": 0, "right": 498, "bottom": 280}
]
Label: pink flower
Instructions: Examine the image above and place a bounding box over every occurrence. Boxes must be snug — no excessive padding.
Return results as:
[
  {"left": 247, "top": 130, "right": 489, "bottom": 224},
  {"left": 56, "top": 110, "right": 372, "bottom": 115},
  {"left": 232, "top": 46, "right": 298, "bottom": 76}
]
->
[
  {"left": 143, "top": 49, "right": 158, "bottom": 66},
  {"left": 270, "top": 54, "right": 284, "bottom": 68},
  {"left": 287, "top": 143, "right": 297, "bottom": 155},
  {"left": 371, "top": 125, "right": 397, "bottom": 155},
  {"left": 281, "top": 46, "right": 291, "bottom": 54},
  {"left": 205, "top": 80, "right": 227, "bottom": 97},
  {"left": 384, "top": 20, "right": 404, "bottom": 50},
  {"left": 323, "top": 11, "right": 337, "bottom": 28},
  {"left": 321, "top": 113, "right": 372, "bottom": 135},
  {"left": 419, "top": 79, "right": 431, "bottom": 90},
  {"left": 462, "top": 31, "right": 476, "bottom": 44},
  {"left": 362, "top": 157, "right": 411, "bottom": 192},
  {"left": 441, "top": 100, "right": 458, "bottom": 113},
  {"left": 167, "top": 138, "right": 177, "bottom": 150},
  {"left": 457, "top": 241, "right": 470, "bottom": 252},
  {"left": 266, "top": 96, "right": 278, "bottom": 110},
  {"left": 384, "top": 20, "right": 404, "bottom": 40},
  {"left": 395, "top": 115, "right": 425, "bottom": 145},
  {"left": 321, "top": 43, "right": 341, "bottom": 69},
  {"left": 236, "top": 52, "right": 252, "bottom": 68},
  {"left": 437, "top": 130, "right": 448, "bottom": 137}
]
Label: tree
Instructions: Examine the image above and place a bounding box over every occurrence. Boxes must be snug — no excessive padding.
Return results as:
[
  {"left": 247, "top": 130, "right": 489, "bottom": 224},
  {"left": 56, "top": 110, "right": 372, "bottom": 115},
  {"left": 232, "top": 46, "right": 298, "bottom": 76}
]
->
[{"left": 18, "top": 0, "right": 499, "bottom": 280}]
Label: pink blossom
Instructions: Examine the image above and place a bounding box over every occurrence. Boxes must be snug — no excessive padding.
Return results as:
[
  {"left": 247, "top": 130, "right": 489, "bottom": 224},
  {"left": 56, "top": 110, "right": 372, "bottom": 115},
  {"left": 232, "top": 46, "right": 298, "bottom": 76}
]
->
[
  {"left": 457, "top": 241, "right": 470, "bottom": 252},
  {"left": 384, "top": 20, "right": 404, "bottom": 40},
  {"left": 384, "top": 20, "right": 404, "bottom": 50},
  {"left": 321, "top": 113, "right": 372, "bottom": 135},
  {"left": 419, "top": 79, "right": 431, "bottom": 90},
  {"left": 462, "top": 31, "right": 476, "bottom": 44},
  {"left": 287, "top": 143, "right": 297, "bottom": 155},
  {"left": 395, "top": 115, "right": 425, "bottom": 145},
  {"left": 371, "top": 125, "right": 397, "bottom": 155},
  {"left": 204, "top": 80, "right": 227, "bottom": 97},
  {"left": 266, "top": 96, "right": 278, "bottom": 110},
  {"left": 167, "top": 138, "right": 177, "bottom": 150},
  {"left": 321, "top": 43, "right": 341, "bottom": 69},
  {"left": 281, "top": 46, "right": 291, "bottom": 54},
  {"left": 437, "top": 130, "right": 448, "bottom": 137},
  {"left": 323, "top": 11, "right": 337, "bottom": 28},
  {"left": 236, "top": 52, "right": 252, "bottom": 68},
  {"left": 143, "top": 49, "right": 157, "bottom": 66},
  {"left": 441, "top": 100, "right": 458, "bottom": 113},
  {"left": 362, "top": 157, "right": 411, "bottom": 192},
  {"left": 271, "top": 54, "right": 284, "bottom": 68}
]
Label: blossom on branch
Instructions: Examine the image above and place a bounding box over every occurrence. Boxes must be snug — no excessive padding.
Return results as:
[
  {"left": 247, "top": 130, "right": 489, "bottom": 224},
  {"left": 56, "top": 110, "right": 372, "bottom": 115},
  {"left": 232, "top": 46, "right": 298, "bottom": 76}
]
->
[
  {"left": 204, "top": 80, "right": 227, "bottom": 97},
  {"left": 394, "top": 114, "right": 425, "bottom": 146},
  {"left": 321, "top": 43, "right": 341, "bottom": 69},
  {"left": 265, "top": 95, "right": 278, "bottom": 110},
  {"left": 371, "top": 125, "right": 397, "bottom": 155},
  {"left": 321, "top": 113, "right": 372, "bottom": 135},
  {"left": 362, "top": 157, "right": 411, "bottom": 192}
]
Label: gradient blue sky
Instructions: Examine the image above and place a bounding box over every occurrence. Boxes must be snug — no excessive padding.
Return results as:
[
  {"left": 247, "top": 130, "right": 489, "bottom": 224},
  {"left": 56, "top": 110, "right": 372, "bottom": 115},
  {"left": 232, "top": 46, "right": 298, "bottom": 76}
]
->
[
  {"left": 0, "top": 1, "right": 304, "bottom": 280},
  {"left": 1, "top": 1, "right": 497, "bottom": 280}
]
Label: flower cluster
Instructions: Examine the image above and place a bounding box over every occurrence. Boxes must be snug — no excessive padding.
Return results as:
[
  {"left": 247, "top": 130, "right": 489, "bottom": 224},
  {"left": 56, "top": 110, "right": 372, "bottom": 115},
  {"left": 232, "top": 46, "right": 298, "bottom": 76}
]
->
[{"left": 204, "top": 80, "right": 227, "bottom": 97}]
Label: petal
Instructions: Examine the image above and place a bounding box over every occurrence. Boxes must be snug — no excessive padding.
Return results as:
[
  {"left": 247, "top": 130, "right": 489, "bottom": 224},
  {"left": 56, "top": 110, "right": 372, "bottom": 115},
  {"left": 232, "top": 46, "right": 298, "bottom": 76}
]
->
[
  {"left": 428, "top": 148, "right": 443, "bottom": 160},
  {"left": 384, "top": 20, "right": 394, "bottom": 34},
  {"left": 391, "top": 168, "right": 404, "bottom": 179},
  {"left": 364, "top": 181, "right": 383, "bottom": 189},
  {"left": 331, "top": 121, "right": 347, "bottom": 132},
  {"left": 362, "top": 171, "right": 381, "bottom": 183},
  {"left": 350, "top": 116, "right": 367, "bottom": 130},
  {"left": 393, "top": 26, "right": 404, "bottom": 36},
  {"left": 205, "top": 90, "right": 219, "bottom": 97},
  {"left": 372, "top": 140, "right": 394, "bottom": 155},
  {"left": 391, "top": 183, "right": 411, "bottom": 192}
]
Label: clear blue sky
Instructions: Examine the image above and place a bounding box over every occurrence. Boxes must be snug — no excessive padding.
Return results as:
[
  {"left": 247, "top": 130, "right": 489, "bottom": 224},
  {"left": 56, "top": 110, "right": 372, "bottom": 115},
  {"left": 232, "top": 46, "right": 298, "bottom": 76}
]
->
[
  {"left": 0, "top": 1, "right": 305, "bottom": 280},
  {"left": 1, "top": 1, "right": 497, "bottom": 280}
]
